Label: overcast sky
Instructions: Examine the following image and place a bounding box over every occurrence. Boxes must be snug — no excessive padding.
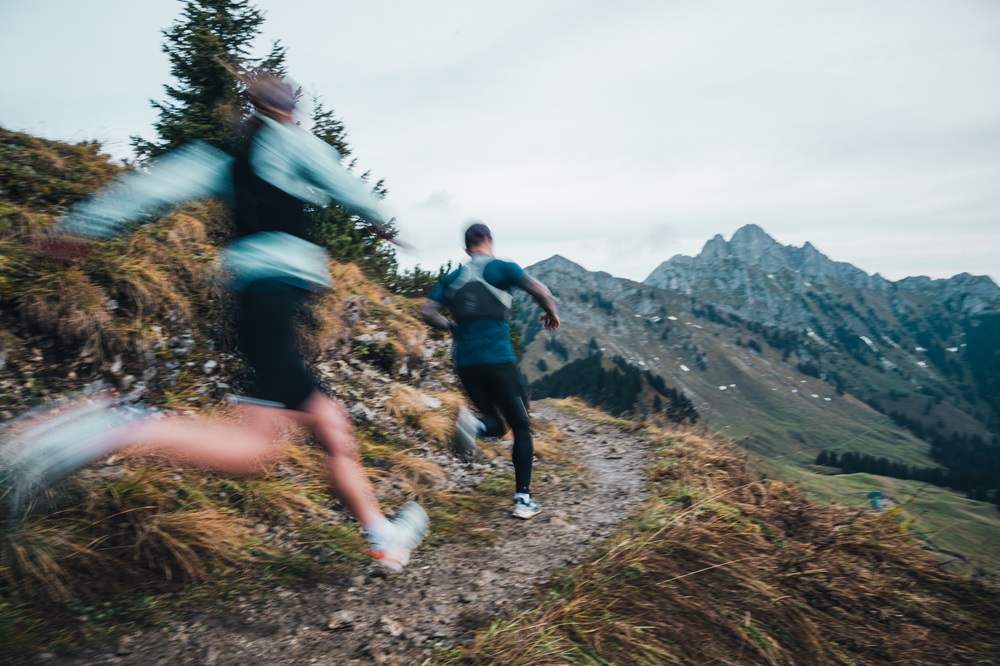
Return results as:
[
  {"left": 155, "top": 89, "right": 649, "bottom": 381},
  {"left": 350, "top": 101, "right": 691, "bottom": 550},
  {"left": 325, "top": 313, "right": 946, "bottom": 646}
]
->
[{"left": 2, "top": 0, "right": 998, "bottom": 283}]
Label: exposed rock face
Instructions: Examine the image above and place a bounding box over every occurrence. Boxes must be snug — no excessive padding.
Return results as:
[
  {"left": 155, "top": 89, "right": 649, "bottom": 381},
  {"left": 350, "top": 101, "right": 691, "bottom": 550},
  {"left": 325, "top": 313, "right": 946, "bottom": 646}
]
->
[
  {"left": 517, "top": 224, "right": 1000, "bottom": 469},
  {"left": 644, "top": 224, "right": 998, "bottom": 330}
]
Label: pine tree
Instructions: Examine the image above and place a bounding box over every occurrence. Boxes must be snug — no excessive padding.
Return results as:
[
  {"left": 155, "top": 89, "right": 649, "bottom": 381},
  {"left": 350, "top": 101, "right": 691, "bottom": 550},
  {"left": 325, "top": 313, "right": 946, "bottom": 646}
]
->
[
  {"left": 309, "top": 93, "right": 352, "bottom": 157},
  {"left": 302, "top": 93, "right": 402, "bottom": 283},
  {"left": 131, "top": 0, "right": 287, "bottom": 158}
]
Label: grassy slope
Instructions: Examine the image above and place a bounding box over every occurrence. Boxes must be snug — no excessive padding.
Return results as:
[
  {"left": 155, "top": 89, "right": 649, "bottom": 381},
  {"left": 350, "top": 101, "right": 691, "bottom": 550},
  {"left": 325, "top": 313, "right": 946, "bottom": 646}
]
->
[
  {"left": 519, "top": 276, "right": 938, "bottom": 470},
  {"left": 691, "top": 347, "right": 935, "bottom": 466},
  {"left": 768, "top": 463, "right": 1000, "bottom": 574},
  {"left": 438, "top": 402, "right": 1000, "bottom": 666},
  {"left": 519, "top": 260, "right": 1000, "bottom": 582}
]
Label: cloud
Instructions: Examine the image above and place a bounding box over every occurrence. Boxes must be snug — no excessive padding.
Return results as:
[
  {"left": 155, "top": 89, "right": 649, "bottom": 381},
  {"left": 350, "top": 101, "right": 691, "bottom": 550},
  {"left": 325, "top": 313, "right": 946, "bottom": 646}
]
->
[
  {"left": 2, "top": 0, "right": 997, "bottom": 284},
  {"left": 417, "top": 190, "right": 455, "bottom": 210}
]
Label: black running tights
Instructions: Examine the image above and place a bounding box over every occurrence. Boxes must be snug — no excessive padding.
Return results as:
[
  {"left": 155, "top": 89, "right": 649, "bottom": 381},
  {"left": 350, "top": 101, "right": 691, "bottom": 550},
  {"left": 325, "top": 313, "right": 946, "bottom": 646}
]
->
[{"left": 456, "top": 362, "right": 533, "bottom": 495}]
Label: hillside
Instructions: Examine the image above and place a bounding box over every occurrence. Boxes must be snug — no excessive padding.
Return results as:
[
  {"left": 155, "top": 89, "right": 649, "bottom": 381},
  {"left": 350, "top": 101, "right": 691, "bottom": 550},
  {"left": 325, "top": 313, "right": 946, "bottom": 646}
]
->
[
  {"left": 515, "top": 254, "right": 937, "bottom": 466},
  {"left": 514, "top": 232, "right": 1000, "bottom": 572},
  {"left": 1, "top": 129, "right": 998, "bottom": 664}
]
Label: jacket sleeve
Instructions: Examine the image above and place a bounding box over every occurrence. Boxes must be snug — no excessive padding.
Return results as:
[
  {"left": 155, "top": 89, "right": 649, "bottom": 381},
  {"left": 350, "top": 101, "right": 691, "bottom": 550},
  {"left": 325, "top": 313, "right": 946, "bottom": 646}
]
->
[
  {"left": 58, "top": 142, "right": 234, "bottom": 239},
  {"left": 288, "top": 126, "right": 385, "bottom": 223}
]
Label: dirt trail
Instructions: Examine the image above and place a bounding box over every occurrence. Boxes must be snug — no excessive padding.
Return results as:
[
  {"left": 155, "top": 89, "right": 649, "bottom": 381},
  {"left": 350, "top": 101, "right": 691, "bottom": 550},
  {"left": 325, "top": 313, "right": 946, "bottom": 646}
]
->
[{"left": 51, "top": 402, "right": 650, "bottom": 666}]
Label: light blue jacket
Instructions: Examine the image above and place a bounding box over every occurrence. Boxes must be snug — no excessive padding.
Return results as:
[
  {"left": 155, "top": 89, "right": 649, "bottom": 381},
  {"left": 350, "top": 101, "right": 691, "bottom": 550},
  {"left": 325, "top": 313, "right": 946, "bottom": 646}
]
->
[{"left": 59, "top": 115, "right": 385, "bottom": 290}]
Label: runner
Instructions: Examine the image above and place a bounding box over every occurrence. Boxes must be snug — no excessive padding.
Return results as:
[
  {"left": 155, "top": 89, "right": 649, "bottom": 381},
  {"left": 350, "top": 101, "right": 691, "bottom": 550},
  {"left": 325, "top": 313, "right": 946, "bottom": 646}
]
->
[
  {"left": 3, "top": 75, "right": 426, "bottom": 571},
  {"left": 420, "top": 222, "right": 559, "bottom": 519}
]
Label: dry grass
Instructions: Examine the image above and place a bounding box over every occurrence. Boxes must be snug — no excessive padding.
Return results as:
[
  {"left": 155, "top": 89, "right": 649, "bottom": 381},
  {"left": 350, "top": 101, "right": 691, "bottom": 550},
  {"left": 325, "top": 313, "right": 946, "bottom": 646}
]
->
[
  {"left": 308, "top": 261, "right": 430, "bottom": 371},
  {"left": 20, "top": 267, "right": 112, "bottom": 351},
  {"left": 419, "top": 391, "right": 466, "bottom": 447},
  {"left": 385, "top": 384, "right": 429, "bottom": 420},
  {"left": 98, "top": 253, "right": 191, "bottom": 320},
  {"left": 0, "top": 207, "right": 49, "bottom": 241},
  {"left": 2, "top": 519, "right": 108, "bottom": 600},
  {"left": 386, "top": 384, "right": 468, "bottom": 448},
  {"left": 444, "top": 420, "right": 1000, "bottom": 666}
]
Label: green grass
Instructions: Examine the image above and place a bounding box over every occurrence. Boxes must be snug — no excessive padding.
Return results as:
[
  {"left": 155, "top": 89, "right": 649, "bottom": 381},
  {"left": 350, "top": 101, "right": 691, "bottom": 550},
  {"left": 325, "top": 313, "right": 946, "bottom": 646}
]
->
[
  {"left": 699, "top": 352, "right": 935, "bottom": 467},
  {"left": 770, "top": 464, "right": 1000, "bottom": 574}
]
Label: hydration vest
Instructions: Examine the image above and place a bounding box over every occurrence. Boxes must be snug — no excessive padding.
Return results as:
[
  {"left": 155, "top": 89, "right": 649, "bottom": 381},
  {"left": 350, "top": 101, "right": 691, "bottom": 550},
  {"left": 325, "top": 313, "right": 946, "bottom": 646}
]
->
[{"left": 446, "top": 255, "right": 514, "bottom": 322}]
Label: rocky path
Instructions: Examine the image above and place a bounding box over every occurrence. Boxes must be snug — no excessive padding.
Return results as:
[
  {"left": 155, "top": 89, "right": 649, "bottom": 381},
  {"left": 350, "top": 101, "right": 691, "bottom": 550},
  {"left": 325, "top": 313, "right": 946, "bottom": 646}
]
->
[{"left": 50, "top": 402, "right": 650, "bottom": 666}]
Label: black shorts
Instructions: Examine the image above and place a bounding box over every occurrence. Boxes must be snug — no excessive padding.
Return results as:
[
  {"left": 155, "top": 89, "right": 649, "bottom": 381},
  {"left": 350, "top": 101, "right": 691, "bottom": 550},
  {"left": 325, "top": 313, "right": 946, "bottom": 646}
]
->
[{"left": 235, "top": 278, "right": 317, "bottom": 411}]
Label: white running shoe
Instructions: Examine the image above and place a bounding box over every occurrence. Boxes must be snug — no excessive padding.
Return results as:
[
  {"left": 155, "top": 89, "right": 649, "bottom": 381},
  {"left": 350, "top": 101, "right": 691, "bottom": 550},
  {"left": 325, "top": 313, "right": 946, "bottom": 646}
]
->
[
  {"left": 368, "top": 502, "right": 429, "bottom": 572},
  {"left": 1, "top": 397, "right": 151, "bottom": 517},
  {"left": 511, "top": 495, "right": 542, "bottom": 520},
  {"left": 454, "top": 406, "right": 482, "bottom": 462}
]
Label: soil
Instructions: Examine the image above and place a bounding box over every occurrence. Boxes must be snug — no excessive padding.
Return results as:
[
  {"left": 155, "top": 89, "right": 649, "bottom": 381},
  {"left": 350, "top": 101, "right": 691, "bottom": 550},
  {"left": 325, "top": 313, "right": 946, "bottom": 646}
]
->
[{"left": 39, "top": 402, "right": 650, "bottom": 665}]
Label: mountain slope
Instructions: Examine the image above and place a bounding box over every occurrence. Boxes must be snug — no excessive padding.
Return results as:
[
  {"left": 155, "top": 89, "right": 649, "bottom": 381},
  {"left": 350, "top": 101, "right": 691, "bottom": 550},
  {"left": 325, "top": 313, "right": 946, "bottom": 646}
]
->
[
  {"left": 516, "top": 254, "right": 936, "bottom": 467},
  {"left": 514, "top": 228, "right": 1000, "bottom": 569}
]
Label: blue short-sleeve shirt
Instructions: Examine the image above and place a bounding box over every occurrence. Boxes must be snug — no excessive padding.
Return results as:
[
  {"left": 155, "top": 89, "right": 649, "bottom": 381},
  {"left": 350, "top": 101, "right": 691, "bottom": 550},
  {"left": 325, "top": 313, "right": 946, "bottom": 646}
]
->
[{"left": 428, "top": 256, "right": 527, "bottom": 367}]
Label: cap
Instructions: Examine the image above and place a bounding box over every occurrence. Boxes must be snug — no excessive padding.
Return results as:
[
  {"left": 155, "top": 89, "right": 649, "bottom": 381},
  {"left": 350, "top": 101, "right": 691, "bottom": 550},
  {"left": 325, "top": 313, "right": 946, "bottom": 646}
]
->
[{"left": 464, "top": 221, "right": 492, "bottom": 249}]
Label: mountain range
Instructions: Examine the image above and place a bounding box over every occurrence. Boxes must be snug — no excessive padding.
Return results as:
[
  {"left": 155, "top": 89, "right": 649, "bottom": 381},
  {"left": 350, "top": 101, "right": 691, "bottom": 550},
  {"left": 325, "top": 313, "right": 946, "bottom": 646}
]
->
[{"left": 514, "top": 224, "right": 1000, "bottom": 513}]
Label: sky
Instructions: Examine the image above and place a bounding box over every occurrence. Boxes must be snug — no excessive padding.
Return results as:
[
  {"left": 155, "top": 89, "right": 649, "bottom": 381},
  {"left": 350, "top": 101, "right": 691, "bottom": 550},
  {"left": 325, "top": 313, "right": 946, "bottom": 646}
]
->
[{"left": 1, "top": 0, "right": 998, "bottom": 284}]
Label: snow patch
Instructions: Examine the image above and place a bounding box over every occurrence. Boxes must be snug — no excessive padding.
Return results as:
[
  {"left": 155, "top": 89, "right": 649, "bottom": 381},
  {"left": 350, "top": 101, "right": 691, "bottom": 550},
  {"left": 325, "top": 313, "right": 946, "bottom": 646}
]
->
[{"left": 881, "top": 335, "right": 901, "bottom": 349}]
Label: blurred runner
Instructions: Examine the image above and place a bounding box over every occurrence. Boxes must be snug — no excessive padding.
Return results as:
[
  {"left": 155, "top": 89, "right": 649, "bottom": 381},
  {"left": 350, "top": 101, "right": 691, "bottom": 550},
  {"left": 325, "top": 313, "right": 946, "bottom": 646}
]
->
[{"left": 2, "top": 75, "right": 426, "bottom": 571}]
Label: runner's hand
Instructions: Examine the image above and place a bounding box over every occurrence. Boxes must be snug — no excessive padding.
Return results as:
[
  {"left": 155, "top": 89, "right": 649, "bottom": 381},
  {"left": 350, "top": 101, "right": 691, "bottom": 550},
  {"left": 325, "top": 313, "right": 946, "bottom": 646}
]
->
[{"left": 541, "top": 312, "right": 560, "bottom": 330}]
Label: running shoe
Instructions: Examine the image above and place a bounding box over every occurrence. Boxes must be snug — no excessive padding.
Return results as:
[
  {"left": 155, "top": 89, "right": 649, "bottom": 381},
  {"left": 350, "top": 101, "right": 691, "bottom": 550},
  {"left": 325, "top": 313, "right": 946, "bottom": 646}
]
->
[
  {"left": 368, "top": 502, "right": 429, "bottom": 572},
  {"left": 1, "top": 397, "right": 151, "bottom": 517},
  {"left": 511, "top": 495, "right": 542, "bottom": 520},
  {"left": 454, "top": 406, "right": 481, "bottom": 462}
]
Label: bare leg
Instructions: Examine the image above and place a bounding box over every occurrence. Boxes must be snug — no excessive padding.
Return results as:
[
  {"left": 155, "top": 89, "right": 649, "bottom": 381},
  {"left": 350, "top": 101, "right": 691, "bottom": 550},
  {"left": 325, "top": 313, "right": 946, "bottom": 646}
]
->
[
  {"left": 277, "top": 391, "right": 384, "bottom": 527},
  {"left": 115, "top": 408, "right": 286, "bottom": 474},
  {"left": 111, "top": 391, "right": 383, "bottom": 527}
]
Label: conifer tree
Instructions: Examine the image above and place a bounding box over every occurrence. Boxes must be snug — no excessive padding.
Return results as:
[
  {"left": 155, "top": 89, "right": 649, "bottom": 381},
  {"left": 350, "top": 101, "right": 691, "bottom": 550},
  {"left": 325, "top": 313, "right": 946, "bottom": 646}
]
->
[
  {"left": 131, "top": 0, "right": 286, "bottom": 158},
  {"left": 309, "top": 93, "right": 352, "bottom": 157}
]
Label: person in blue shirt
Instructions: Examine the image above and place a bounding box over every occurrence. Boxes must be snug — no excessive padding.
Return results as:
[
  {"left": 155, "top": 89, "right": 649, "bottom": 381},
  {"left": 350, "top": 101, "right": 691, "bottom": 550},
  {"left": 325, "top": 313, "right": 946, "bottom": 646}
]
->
[
  {"left": 10, "top": 75, "right": 426, "bottom": 571},
  {"left": 420, "top": 223, "right": 559, "bottom": 519}
]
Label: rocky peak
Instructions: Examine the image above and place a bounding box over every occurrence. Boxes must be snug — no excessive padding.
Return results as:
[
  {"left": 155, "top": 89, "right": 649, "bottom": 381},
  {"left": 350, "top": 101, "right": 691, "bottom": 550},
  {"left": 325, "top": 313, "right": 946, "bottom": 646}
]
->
[
  {"left": 728, "top": 224, "right": 780, "bottom": 259},
  {"left": 701, "top": 234, "right": 729, "bottom": 260},
  {"left": 533, "top": 254, "right": 589, "bottom": 275}
]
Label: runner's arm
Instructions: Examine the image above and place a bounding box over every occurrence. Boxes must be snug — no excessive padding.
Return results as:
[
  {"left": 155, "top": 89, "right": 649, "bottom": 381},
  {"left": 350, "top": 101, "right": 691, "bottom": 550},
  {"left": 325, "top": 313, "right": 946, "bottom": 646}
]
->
[
  {"left": 57, "top": 142, "right": 233, "bottom": 239},
  {"left": 518, "top": 274, "right": 560, "bottom": 330},
  {"left": 284, "top": 124, "right": 387, "bottom": 226},
  {"left": 419, "top": 298, "right": 456, "bottom": 333}
]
